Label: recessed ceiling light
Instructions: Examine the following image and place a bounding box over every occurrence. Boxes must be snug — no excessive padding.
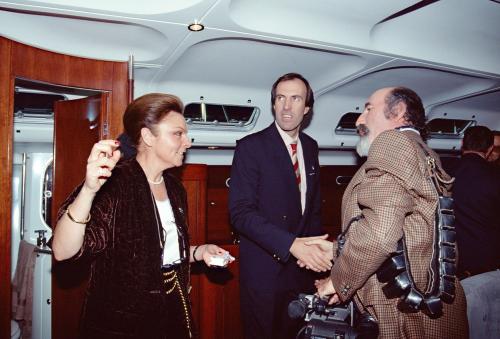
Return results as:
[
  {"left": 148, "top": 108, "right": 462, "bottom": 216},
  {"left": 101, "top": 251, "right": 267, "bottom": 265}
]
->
[{"left": 188, "top": 21, "right": 204, "bottom": 32}]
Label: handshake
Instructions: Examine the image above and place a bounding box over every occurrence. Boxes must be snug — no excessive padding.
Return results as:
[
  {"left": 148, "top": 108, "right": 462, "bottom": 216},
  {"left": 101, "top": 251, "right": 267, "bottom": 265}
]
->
[{"left": 290, "top": 234, "right": 334, "bottom": 273}]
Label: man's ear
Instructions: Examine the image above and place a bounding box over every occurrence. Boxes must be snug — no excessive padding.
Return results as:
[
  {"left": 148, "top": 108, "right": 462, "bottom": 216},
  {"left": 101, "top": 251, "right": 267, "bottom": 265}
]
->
[
  {"left": 140, "top": 127, "right": 154, "bottom": 147},
  {"left": 304, "top": 106, "right": 310, "bottom": 115},
  {"left": 485, "top": 144, "right": 494, "bottom": 159},
  {"left": 392, "top": 101, "right": 406, "bottom": 122}
]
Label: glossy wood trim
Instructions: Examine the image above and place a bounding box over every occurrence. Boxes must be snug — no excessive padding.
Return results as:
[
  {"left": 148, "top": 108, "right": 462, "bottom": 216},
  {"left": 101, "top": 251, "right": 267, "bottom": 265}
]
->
[
  {"left": 110, "top": 63, "right": 129, "bottom": 138},
  {"left": 0, "top": 36, "right": 13, "bottom": 338}
]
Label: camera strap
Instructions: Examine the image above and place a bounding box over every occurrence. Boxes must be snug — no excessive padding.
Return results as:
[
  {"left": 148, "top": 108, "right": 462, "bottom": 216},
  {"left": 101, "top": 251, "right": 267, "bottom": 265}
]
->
[
  {"left": 336, "top": 215, "right": 364, "bottom": 258},
  {"left": 376, "top": 142, "right": 457, "bottom": 318}
]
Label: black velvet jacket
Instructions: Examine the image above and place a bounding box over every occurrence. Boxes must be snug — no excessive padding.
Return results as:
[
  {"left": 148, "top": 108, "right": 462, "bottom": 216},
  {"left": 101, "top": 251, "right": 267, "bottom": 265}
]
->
[{"left": 58, "top": 158, "right": 192, "bottom": 338}]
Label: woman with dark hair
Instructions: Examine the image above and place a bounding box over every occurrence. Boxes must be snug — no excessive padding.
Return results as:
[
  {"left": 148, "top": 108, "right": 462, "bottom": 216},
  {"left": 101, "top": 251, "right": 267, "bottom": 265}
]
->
[{"left": 52, "top": 93, "right": 232, "bottom": 338}]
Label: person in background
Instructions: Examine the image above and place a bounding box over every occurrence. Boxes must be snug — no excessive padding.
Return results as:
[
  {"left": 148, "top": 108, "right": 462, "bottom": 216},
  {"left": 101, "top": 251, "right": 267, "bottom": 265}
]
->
[
  {"left": 52, "top": 93, "right": 233, "bottom": 339},
  {"left": 454, "top": 125, "right": 500, "bottom": 279},
  {"left": 229, "top": 73, "right": 331, "bottom": 339},
  {"left": 309, "top": 87, "right": 468, "bottom": 338},
  {"left": 453, "top": 125, "right": 500, "bottom": 339}
]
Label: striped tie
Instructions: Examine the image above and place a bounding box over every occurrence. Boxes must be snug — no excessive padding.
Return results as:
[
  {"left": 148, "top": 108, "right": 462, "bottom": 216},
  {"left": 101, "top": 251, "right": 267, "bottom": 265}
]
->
[{"left": 290, "top": 143, "right": 301, "bottom": 189}]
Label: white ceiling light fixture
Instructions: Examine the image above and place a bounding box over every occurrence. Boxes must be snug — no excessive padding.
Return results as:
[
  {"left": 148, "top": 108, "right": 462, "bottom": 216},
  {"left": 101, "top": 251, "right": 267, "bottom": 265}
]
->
[{"left": 188, "top": 20, "right": 204, "bottom": 32}]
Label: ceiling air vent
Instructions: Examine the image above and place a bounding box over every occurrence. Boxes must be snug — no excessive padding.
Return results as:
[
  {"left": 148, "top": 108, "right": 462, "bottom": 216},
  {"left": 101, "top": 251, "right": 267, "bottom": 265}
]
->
[
  {"left": 427, "top": 118, "right": 475, "bottom": 138},
  {"left": 184, "top": 102, "right": 259, "bottom": 131},
  {"left": 334, "top": 112, "right": 361, "bottom": 135}
]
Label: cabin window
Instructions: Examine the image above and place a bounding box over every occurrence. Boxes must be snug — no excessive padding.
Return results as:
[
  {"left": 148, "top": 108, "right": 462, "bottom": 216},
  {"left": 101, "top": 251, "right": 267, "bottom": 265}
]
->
[
  {"left": 427, "top": 118, "right": 475, "bottom": 138},
  {"left": 334, "top": 112, "right": 361, "bottom": 135},
  {"left": 184, "top": 103, "right": 259, "bottom": 130},
  {"left": 42, "top": 160, "right": 53, "bottom": 227}
]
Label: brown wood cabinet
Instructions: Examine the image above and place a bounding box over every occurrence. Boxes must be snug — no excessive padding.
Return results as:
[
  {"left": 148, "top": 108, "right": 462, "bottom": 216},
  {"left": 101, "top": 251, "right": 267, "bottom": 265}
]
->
[
  {"left": 197, "top": 244, "right": 242, "bottom": 339},
  {"left": 320, "top": 165, "right": 360, "bottom": 239},
  {"left": 171, "top": 164, "right": 208, "bottom": 328},
  {"left": 206, "top": 166, "right": 235, "bottom": 244},
  {"left": 196, "top": 167, "right": 241, "bottom": 338}
]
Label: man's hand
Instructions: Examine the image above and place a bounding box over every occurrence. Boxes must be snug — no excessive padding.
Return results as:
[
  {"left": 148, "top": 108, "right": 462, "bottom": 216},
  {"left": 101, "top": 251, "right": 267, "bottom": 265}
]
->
[
  {"left": 315, "top": 278, "right": 339, "bottom": 305},
  {"left": 290, "top": 234, "right": 332, "bottom": 272},
  {"left": 304, "top": 238, "right": 334, "bottom": 253},
  {"left": 297, "top": 237, "right": 334, "bottom": 269}
]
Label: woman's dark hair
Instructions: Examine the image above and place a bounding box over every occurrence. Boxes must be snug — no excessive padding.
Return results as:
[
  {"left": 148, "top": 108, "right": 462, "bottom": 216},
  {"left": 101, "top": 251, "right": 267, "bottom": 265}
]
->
[
  {"left": 385, "top": 86, "right": 428, "bottom": 140},
  {"left": 123, "top": 93, "right": 184, "bottom": 147},
  {"left": 271, "top": 73, "right": 314, "bottom": 116},
  {"left": 462, "top": 125, "right": 493, "bottom": 153}
]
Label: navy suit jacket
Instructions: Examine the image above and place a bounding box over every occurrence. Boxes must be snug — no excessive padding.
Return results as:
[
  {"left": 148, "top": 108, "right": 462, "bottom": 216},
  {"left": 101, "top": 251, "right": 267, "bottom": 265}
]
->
[
  {"left": 453, "top": 153, "right": 500, "bottom": 275},
  {"left": 229, "top": 123, "right": 322, "bottom": 291}
]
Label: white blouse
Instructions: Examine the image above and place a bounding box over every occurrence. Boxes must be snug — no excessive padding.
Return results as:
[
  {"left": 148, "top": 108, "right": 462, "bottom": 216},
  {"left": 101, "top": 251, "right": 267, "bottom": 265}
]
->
[{"left": 155, "top": 199, "right": 181, "bottom": 266}]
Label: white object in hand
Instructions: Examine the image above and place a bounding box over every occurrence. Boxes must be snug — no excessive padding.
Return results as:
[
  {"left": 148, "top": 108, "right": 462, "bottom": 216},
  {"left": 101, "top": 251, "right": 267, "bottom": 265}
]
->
[{"left": 209, "top": 252, "right": 235, "bottom": 267}]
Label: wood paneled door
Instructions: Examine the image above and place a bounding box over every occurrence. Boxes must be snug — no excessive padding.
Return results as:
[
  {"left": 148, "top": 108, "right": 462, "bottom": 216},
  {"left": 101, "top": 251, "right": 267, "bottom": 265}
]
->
[{"left": 51, "top": 94, "right": 109, "bottom": 339}]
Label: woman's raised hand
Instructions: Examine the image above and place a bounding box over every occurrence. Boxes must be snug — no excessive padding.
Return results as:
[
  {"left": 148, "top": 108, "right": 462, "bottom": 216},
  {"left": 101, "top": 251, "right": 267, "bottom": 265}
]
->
[{"left": 84, "top": 140, "right": 121, "bottom": 193}]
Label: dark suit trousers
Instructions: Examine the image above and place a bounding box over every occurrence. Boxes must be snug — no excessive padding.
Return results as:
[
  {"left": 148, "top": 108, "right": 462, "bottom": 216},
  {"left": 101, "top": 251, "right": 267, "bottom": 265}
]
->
[{"left": 240, "top": 283, "right": 306, "bottom": 339}]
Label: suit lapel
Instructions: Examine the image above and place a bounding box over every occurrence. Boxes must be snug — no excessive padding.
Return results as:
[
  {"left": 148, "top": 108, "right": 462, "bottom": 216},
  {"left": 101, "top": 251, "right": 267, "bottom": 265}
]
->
[{"left": 300, "top": 133, "right": 316, "bottom": 214}]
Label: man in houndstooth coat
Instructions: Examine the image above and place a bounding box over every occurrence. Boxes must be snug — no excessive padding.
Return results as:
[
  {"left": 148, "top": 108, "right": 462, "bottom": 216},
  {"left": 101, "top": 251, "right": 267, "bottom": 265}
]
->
[{"left": 315, "top": 87, "right": 468, "bottom": 338}]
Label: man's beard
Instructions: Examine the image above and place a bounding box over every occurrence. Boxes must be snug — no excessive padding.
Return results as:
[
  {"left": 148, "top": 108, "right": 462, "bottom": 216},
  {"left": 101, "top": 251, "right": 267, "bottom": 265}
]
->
[{"left": 356, "top": 124, "right": 371, "bottom": 157}]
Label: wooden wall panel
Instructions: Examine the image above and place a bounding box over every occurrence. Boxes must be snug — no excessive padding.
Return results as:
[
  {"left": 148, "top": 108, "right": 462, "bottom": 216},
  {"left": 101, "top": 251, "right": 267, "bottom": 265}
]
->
[
  {"left": 172, "top": 164, "right": 208, "bottom": 331},
  {"left": 320, "top": 165, "right": 360, "bottom": 238},
  {"left": 206, "top": 166, "right": 234, "bottom": 244},
  {"left": 198, "top": 244, "right": 242, "bottom": 339},
  {"left": 200, "top": 167, "right": 242, "bottom": 338},
  {"left": 110, "top": 62, "right": 129, "bottom": 138},
  {"left": 173, "top": 164, "right": 208, "bottom": 245},
  {"left": 0, "top": 36, "right": 13, "bottom": 338},
  {"left": 11, "top": 42, "right": 113, "bottom": 90}
]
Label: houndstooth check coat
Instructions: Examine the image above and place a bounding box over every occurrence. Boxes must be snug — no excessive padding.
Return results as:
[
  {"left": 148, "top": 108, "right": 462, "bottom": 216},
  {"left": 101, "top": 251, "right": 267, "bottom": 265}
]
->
[{"left": 330, "top": 129, "right": 468, "bottom": 338}]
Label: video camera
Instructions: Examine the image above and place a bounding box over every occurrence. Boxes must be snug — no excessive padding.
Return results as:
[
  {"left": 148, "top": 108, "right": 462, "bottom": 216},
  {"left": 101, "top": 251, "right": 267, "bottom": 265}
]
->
[{"left": 288, "top": 294, "right": 378, "bottom": 339}]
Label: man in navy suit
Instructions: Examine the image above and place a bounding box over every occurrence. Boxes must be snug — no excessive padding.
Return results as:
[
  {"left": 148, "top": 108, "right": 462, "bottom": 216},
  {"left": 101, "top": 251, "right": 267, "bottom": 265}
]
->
[
  {"left": 453, "top": 126, "right": 500, "bottom": 338},
  {"left": 454, "top": 125, "right": 500, "bottom": 279},
  {"left": 229, "top": 73, "right": 332, "bottom": 339}
]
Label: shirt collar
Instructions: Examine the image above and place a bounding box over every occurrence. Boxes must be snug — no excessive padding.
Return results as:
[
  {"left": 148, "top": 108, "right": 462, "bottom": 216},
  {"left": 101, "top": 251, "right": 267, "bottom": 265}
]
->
[
  {"left": 395, "top": 125, "right": 420, "bottom": 135},
  {"left": 275, "top": 121, "right": 299, "bottom": 146}
]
